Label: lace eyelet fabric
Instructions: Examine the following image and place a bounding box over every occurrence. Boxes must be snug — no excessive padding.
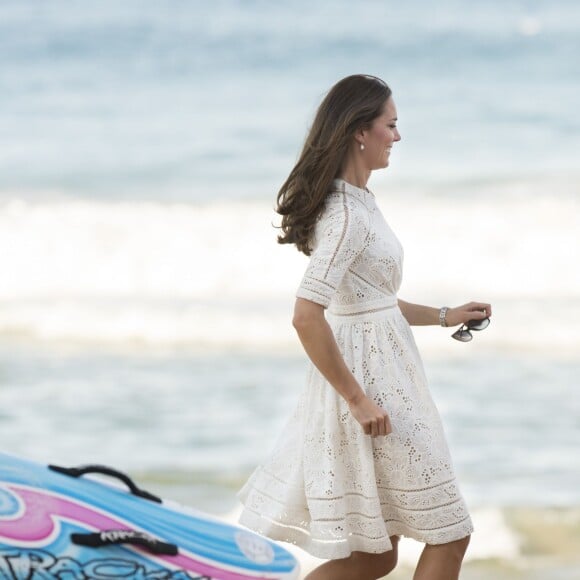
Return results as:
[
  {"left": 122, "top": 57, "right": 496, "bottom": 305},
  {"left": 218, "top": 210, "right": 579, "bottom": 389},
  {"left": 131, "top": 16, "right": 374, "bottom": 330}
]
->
[{"left": 236, "top": 178, "right": 473, "bottom": 559}]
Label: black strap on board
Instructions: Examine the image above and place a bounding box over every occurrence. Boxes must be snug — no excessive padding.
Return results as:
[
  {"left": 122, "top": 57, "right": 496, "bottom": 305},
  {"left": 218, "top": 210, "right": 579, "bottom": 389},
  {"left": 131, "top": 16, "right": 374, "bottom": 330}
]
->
[
  {"left": 48, "top": 463, "right": 162, "bottom": 503},
  {"left": 71, "top": 530, "right": 178, "bottom": 555}
]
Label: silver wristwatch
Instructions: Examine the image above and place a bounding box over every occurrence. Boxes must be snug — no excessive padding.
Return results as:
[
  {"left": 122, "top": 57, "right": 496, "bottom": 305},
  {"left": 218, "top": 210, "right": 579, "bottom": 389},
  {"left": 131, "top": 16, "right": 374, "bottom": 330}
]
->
[{"left": 439, "top": 306, "right": 449, "bottom": 327}]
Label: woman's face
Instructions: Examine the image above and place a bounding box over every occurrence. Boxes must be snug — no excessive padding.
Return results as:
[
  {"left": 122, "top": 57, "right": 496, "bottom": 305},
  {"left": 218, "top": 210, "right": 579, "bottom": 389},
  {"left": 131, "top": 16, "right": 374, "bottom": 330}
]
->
[{"left": 361, "top": 97, "right": 401, "bottom": 170}]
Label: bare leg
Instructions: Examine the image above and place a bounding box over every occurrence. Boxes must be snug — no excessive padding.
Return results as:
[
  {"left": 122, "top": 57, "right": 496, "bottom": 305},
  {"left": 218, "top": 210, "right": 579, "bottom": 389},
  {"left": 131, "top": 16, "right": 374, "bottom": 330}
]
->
[
  {"left": 412, "top": 535, "right": 470, "bottom": 580},
  {"left": 304, "top": 535, "right": 399, "bottom": 580}
]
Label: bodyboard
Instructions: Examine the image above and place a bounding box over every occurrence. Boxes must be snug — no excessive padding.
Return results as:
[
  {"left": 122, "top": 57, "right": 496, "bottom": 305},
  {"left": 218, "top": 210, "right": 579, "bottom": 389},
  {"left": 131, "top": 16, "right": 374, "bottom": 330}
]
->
[{"left": 0, "top": 452, "right": 299, "bottom": 579}]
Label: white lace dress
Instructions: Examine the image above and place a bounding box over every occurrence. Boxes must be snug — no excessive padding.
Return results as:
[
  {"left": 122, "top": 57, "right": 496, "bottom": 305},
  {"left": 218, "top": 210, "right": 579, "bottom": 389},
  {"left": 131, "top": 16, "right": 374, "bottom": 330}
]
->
[{"left": 236, "top": 178, "right": 473, "bottom": 559}]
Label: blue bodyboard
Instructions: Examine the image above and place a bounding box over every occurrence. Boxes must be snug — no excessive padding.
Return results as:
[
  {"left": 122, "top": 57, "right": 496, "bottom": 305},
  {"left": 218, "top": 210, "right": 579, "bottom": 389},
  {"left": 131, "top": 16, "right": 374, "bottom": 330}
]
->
[{"left": 0, "top": 452, "right": 299, "bottom": 579}]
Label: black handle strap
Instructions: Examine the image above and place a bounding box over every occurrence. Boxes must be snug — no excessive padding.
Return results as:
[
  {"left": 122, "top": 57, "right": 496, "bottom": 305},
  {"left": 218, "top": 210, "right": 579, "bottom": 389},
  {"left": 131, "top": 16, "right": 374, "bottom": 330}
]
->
[
  {"left": 48, "top": 463, "right": 162, "bottom": 503},
  {"left": 71, "top": 530, "right": 178, "bottom": 555}
]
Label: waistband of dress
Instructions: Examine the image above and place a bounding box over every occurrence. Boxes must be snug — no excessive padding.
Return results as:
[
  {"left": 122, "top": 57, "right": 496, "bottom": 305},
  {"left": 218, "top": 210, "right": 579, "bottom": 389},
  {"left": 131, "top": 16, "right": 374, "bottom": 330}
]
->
[{"left": 326, "top": 296, "right": 399, "bottom": 322}]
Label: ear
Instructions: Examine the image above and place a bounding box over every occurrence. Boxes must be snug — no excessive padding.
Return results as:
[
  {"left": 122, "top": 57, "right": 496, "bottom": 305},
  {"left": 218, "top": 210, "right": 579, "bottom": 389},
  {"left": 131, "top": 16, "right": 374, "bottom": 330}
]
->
[{"left": 354, "top": 127, "right": 366, "bottom": 147}]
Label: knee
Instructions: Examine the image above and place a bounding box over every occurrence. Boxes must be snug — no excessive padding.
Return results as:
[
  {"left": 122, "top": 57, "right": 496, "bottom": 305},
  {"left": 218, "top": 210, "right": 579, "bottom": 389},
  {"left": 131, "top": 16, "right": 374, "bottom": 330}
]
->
[
  {"left": 351, "top": 553, "right": 397, "bottom": 579},
  {"left": 379, "top": 535, "right": 399, "bottom": 575},
  {"left": 447, "top": 534, "right": 471, "bottom": 561},
  {"left": 383, "top": 551, "right": 398, "bottom": 575},
  {"left": 457, "top": 533, "right": 471, "bottom": 553},
  {"left": 351, "top": 536, "right": 399, "bottom": 577},
  {"left": 375, "top": 549, "right": 397, "bottom": 576},
  {"left": 384, "top": 535, "right": 399, "bottom": 573},
  {"left": 382, "top": 536, "right": 399, "bottom": 576}
]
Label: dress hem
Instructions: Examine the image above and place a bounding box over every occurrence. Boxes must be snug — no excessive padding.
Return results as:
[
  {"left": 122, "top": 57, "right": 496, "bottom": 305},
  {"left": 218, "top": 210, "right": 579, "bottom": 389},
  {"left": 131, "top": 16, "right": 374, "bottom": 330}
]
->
[{"left": 237, "top": 502, "right": 474, "bottom": 560}]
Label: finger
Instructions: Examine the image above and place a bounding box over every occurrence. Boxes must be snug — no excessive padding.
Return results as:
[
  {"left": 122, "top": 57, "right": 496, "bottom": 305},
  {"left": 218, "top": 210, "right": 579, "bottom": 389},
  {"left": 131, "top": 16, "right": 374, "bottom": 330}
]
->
[
  {"left": 377, "top": 417, "right": 386, "bottom": 437},
  {"left": 370, "top": 420, "right": 378, "bottom": 438},
  {"left": 385, "top": 416, "right": 393, "bottom": 436},
  {"left": 478, "top": 304, "right": 492, "bottom": 317},
  {"left": 469, "top": 303, "right": 491, "bottom": 317}
]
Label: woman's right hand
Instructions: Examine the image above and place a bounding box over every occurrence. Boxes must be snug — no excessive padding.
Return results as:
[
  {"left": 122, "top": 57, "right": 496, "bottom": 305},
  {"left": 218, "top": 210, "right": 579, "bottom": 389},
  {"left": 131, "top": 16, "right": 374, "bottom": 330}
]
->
[{"left": 347, "top": 393, "right": 392, "bottom": 438}]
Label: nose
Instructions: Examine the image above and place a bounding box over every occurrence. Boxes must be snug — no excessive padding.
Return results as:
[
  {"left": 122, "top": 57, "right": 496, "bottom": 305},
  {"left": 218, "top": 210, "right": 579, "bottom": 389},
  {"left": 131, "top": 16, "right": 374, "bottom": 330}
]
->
[{"left": 394, "top": 129, "right": 402, "bottom": 142}]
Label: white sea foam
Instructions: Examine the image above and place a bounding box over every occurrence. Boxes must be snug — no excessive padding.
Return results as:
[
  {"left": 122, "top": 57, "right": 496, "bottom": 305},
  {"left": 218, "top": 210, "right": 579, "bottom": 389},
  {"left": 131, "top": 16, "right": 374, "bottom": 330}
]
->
[
  {"left": 1, "top": 188, "right": 578, "bottom": 354},
  {"left": 388, "top": 507, "right": 521, "bottom": 565}
]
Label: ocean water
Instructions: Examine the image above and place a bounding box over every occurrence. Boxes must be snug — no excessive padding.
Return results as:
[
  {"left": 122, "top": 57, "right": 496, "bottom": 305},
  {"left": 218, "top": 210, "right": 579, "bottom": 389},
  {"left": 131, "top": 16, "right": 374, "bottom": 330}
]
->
[
  {"left": 1, "top": 0, "right": 579, "bottom": 576},
  {"left": 1, "top": 0, "right": 579, "bottom": 200}
]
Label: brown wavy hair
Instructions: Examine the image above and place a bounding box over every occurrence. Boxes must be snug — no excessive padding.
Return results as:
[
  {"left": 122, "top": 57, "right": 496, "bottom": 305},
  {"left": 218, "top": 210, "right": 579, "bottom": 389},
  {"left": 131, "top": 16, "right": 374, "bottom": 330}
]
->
[{"left": 275, "top": 74, "right": 392, "bottom": 255}]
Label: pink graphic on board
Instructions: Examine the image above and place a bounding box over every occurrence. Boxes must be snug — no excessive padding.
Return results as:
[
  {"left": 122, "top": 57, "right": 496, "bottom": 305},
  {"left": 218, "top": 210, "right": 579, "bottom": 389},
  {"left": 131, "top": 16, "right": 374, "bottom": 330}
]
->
[{"left": 0, "top": 485, "right": 278, "bottom": 580}]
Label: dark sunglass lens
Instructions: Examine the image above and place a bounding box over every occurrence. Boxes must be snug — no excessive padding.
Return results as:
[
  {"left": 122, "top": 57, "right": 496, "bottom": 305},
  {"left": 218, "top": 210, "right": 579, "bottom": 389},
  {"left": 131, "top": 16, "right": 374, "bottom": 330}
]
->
[
  {"left": 468, "top": 317, "right": 490, "bottom": 331},
  {"left": 452, "top": 329, "right": 473, "bottom": 342}
]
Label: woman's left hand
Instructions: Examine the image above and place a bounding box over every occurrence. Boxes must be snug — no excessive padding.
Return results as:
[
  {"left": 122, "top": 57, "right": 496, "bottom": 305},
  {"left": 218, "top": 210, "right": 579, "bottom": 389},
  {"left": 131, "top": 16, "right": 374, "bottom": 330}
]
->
[{"left": 446, "top": 301, "right": 492, "bottom": 327}]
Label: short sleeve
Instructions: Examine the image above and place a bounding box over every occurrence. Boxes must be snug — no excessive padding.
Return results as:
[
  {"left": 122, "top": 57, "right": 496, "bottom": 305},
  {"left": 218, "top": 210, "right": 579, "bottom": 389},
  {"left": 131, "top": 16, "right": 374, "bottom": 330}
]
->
[{"left": 296, "top": 195, "right": 369, "bottom": 308}]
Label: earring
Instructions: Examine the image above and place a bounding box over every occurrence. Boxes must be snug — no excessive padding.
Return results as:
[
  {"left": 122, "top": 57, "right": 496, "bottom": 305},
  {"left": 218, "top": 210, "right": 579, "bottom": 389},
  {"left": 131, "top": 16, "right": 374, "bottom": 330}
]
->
[{"left": 360, "top": 143, "right": 365, "bottom": 151}]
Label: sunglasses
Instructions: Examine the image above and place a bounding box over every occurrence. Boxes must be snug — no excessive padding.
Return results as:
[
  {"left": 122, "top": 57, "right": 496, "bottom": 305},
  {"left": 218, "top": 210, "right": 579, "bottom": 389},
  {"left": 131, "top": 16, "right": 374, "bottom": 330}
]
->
[{"left": 452, "top": 317, "right": 490, "bottom": 342}]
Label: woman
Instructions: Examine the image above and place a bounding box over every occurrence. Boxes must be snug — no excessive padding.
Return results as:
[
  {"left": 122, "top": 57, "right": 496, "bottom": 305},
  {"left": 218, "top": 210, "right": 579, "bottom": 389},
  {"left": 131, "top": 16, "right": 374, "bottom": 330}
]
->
[{"left": 237, "top": 74, "right": 491, "bottom": 580}]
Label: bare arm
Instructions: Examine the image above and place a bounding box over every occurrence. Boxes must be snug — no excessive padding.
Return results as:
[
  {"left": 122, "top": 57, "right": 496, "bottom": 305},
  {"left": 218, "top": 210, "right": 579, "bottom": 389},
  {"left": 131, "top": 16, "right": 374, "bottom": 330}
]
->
[
  {"left": 292, "top": 298, "right": 391, "bottom": 438},
  {"left": 398, "top": 298, "right": 492, "bottom": 326}
]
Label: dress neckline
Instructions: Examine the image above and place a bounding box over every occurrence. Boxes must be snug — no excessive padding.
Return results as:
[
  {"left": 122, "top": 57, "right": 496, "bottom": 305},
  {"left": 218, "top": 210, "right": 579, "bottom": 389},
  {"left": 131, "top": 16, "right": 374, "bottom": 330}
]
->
[{"left": 332, "top": 178, "right": 375, "bottom": 204}]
